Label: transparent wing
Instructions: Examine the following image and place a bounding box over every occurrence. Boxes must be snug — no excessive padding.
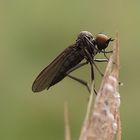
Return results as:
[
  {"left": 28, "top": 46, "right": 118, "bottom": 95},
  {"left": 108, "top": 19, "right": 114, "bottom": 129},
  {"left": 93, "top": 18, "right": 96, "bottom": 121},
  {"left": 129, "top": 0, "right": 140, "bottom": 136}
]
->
[{"left": 32, "top": 46, "right": 73, "bottom": 92}]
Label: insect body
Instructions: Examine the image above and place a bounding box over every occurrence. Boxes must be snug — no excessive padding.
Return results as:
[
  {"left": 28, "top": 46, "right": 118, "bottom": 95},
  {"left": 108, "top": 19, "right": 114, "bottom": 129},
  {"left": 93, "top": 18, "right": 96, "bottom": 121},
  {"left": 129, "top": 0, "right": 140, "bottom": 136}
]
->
[{"left": 32, "top": 31, "right": 113, "bottom": 92}]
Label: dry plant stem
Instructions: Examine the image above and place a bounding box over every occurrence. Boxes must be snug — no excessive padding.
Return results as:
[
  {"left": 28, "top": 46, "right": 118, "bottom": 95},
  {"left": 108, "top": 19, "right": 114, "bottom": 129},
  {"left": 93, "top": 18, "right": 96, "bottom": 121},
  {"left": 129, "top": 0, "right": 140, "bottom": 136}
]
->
[
  {"left": 114, "top": 33, "right": 121, "bottom": 140},
  {"left": 64, "top": 101, "right": 71, "bottom": 140},
  {"left": 116, "top": 111, "right": 121, "bottom": 140},
  {"left": 79, "top": 81, "right": 95, "bottom": 140},
  {"left": 79, "top": 33, "right": 121, "bottom": 140}
]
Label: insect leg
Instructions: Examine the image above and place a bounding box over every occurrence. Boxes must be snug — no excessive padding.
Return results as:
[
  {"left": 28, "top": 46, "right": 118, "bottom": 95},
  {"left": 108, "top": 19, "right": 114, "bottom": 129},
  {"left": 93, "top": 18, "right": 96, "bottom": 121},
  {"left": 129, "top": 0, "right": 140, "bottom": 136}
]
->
[
  {"left": 84, "top": 48, "right": 104, "bottom": 77},
  {"left": 66, "top": 61, "right": 96, "bottom": 94},
  {"left": 83, "top": 48, "right": 95, "bottom": 81},
  {"left": 94, "top": 58, "right": 108, "bottom": 62},
  {"left": 92, "top": 61, "right": 104, "bottom": 77},
  {"left": 103, "top": 52, "right": 110, "bottom": 61},
  {"left": 101, "top": 49, "right": 113, "bottom": 60},
  {"left": 67, "top": 74, "right": 90, "bottom": 93},
  {"left": 89, "top": 61, "right": 94, "bottom": 81},
  {"left": 94, "top": 50, "right": 113, "bottom": 74},
  {"left": 67, "top": 74, "right": 97, "bottom": 94},
  {"left": 66, "top": 62, "right": 90, "bottom": 92},
  {"left": 66, "top": 61, "right": 90, "bottom": 93},
  {"left": 101, "top": 50, "right": 113, "bottom": 53},
  {"left": 93, "top": 61, "right": 122, "bottom": 86}
]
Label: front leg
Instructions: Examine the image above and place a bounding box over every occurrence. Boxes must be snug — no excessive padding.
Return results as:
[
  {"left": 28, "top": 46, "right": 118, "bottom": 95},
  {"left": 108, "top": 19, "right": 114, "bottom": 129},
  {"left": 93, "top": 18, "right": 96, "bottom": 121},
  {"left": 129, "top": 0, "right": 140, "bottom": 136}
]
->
[
  {"left": 84, "top": 48, "right": 104, "bottom": 77},
  {"left": 94, "top": 58, "right": 108, "bottom": 62}
]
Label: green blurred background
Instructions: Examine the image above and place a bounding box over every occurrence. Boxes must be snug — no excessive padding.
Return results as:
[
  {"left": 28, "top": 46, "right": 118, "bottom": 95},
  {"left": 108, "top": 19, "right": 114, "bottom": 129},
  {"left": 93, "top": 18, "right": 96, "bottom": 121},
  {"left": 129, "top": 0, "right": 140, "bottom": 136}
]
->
[{"left": 0, "top": 0, "right": 139, "bottom": 139}]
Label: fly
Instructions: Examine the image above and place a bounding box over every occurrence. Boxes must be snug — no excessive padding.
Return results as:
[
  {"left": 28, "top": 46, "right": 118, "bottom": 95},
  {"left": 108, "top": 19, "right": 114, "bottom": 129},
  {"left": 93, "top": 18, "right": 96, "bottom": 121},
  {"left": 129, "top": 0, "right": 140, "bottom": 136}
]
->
[{"left": 32, "top": 31, "right": 113, "bottom": 93}]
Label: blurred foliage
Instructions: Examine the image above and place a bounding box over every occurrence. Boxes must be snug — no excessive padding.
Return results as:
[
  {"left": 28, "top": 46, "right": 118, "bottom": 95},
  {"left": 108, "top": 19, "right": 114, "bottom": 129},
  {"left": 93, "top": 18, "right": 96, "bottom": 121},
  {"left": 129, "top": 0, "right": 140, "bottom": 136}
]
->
[{"left": 0, "top": 0, "right": 140, "bottom": 140}]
